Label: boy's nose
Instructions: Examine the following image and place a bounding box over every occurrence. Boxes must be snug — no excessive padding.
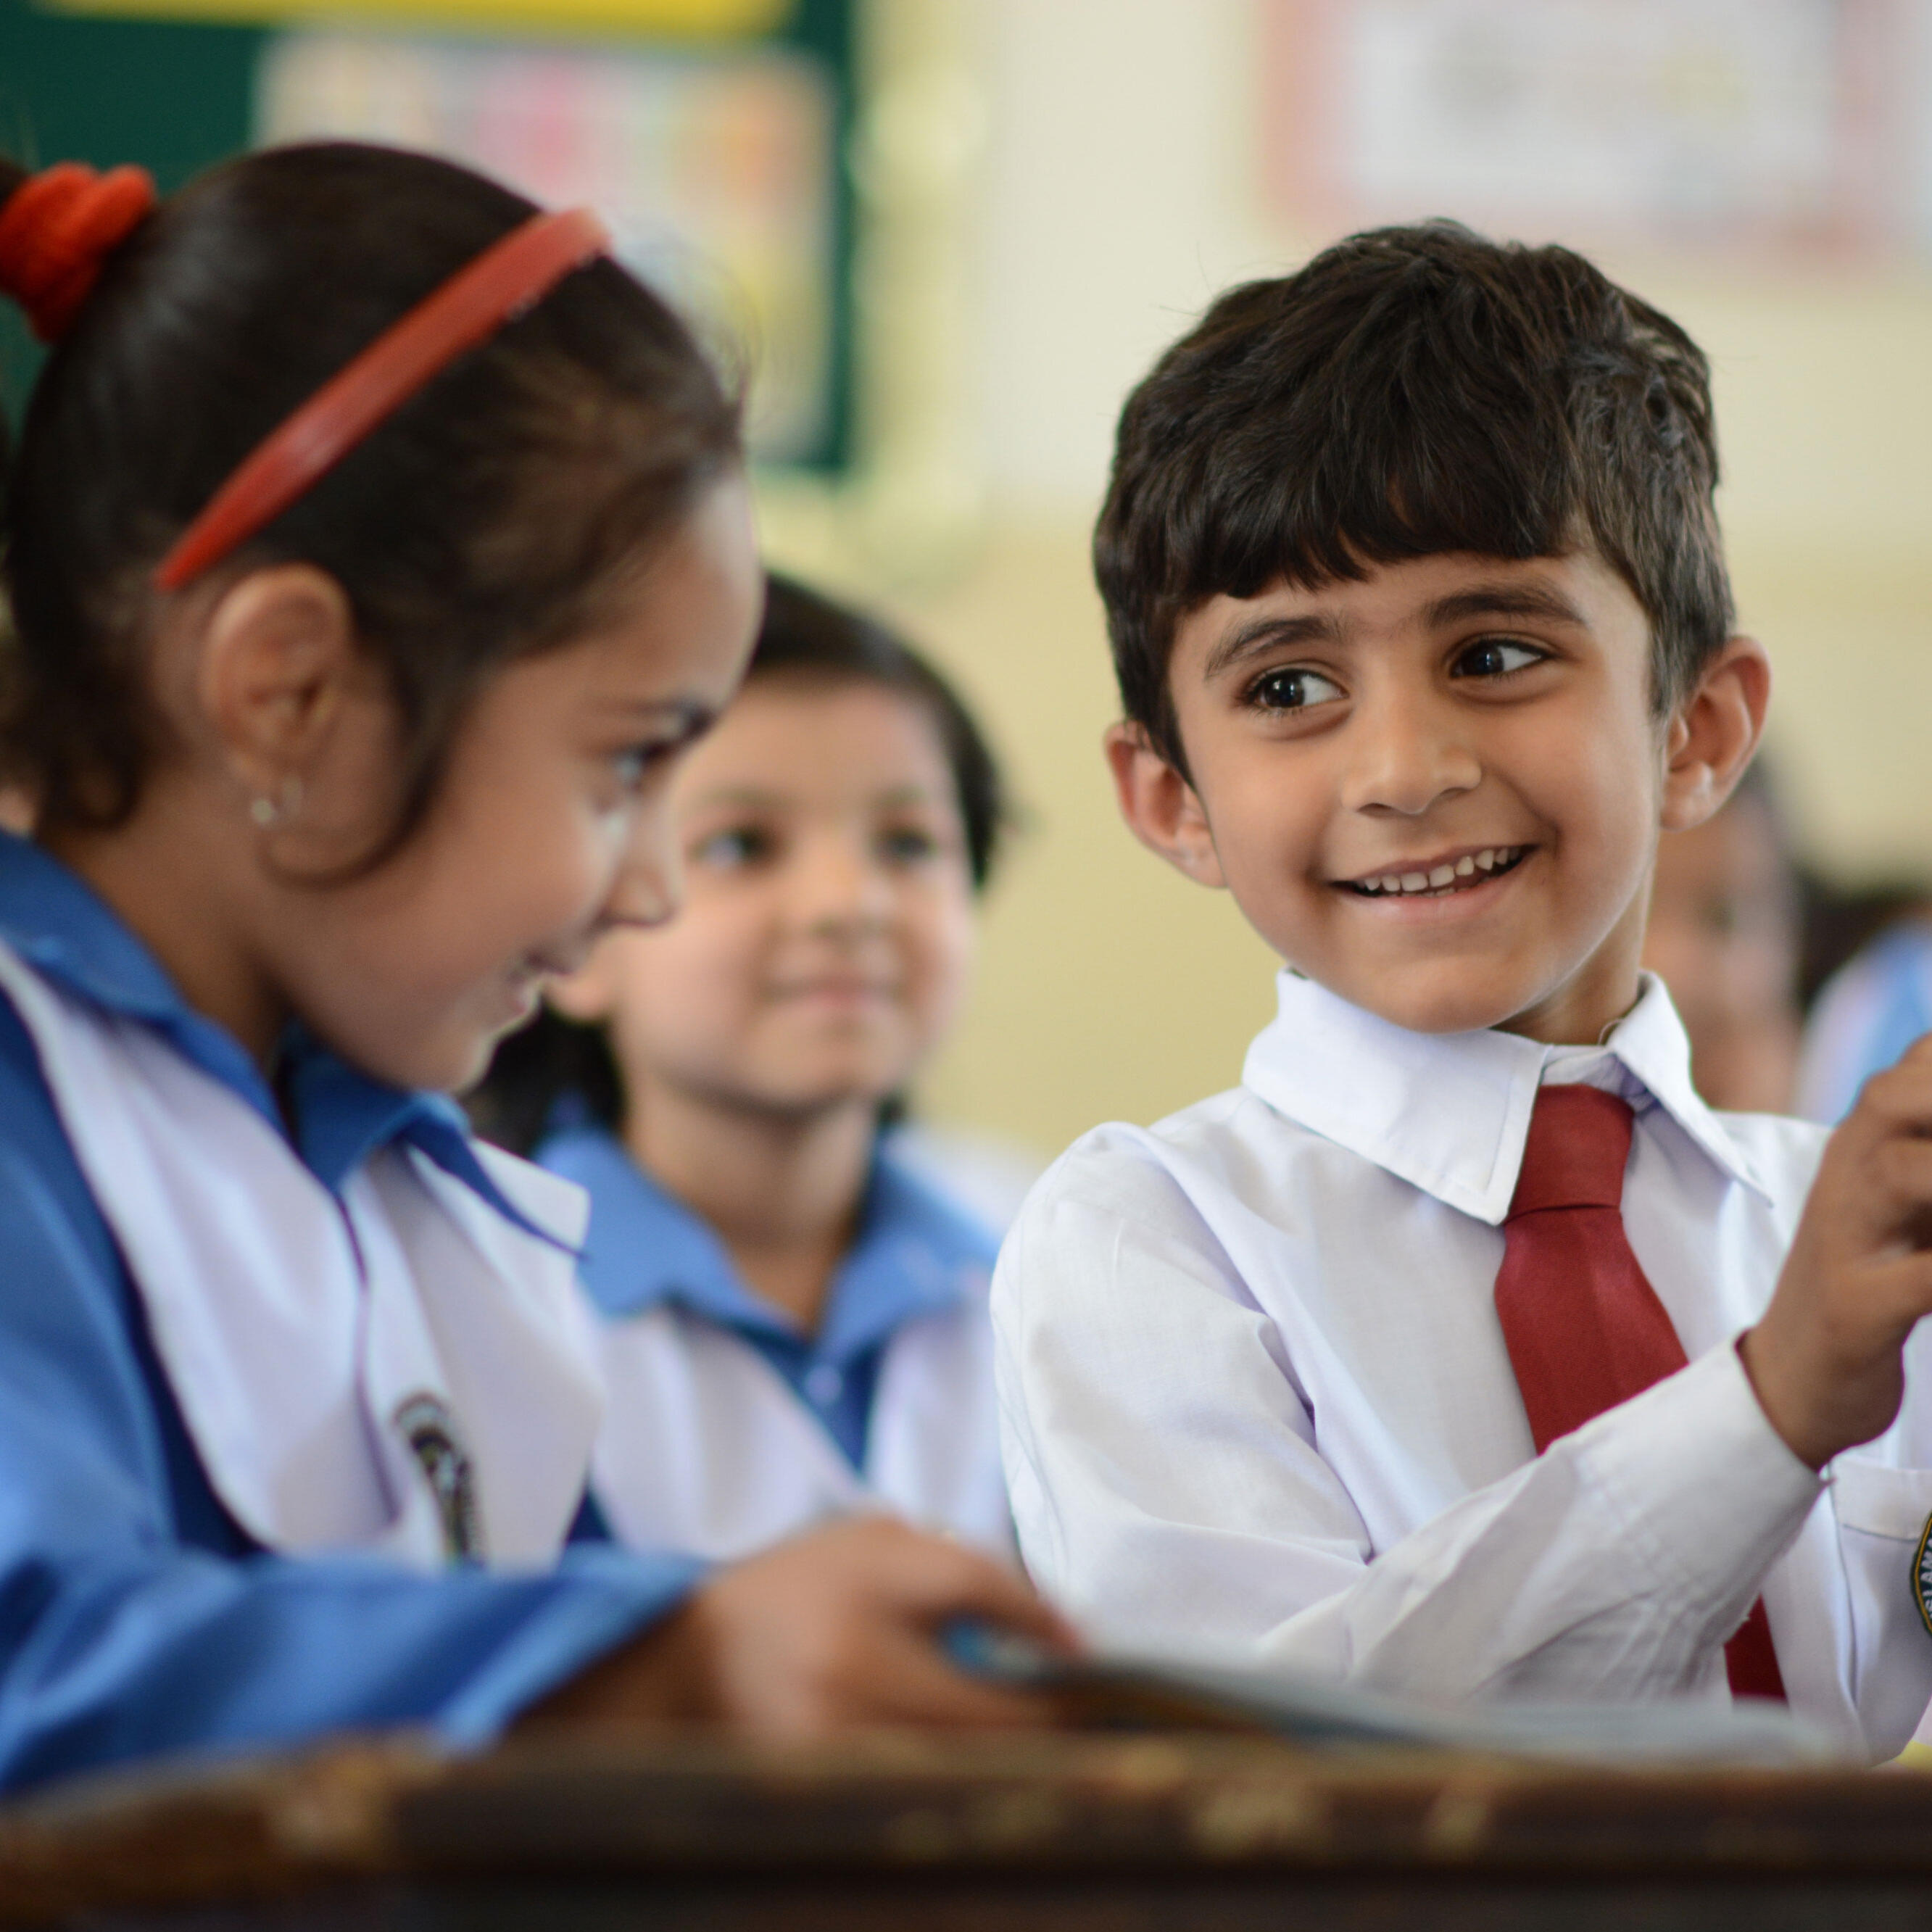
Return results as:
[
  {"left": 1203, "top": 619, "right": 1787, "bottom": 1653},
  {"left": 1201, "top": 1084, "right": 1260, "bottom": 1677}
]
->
[{"left": 1338, "top": 697, "right": 1482, "bottom": 817}]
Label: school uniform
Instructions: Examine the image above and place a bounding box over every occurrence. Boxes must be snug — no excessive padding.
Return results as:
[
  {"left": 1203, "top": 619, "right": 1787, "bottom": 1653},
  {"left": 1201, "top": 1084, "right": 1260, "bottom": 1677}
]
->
[
  {"left": 1796, "top": 921, "right": 1932, "bottom": 1124},
  {"left": 536, "top": 1122, "right": 1013, "bottom": 1562},
  {"left": 995, "top": 968, "right": 1932, "bottom": 1761},
  {"left": 0, "top": 832, "right": 703, "bottom": 1796}
]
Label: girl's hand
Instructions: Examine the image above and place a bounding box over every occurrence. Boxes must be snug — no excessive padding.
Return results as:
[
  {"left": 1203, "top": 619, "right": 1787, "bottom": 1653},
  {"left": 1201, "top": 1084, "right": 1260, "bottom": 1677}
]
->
[
  {"left": 522, "top": 1515, "right": 1080, "bottom": 1738},
  {"left": 1743, "top": 1035, "right": 1932, "bottom": 1469}
]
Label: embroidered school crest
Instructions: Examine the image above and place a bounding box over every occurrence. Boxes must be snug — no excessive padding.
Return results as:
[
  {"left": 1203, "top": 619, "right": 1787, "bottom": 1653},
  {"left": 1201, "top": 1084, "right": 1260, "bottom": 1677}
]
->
[
  {"left": 393, "top": 1393, "right": 481, "bottom": 1562},
  {"left": 1915, "top": 1512, "right": 1932, "bottom": 1641}
]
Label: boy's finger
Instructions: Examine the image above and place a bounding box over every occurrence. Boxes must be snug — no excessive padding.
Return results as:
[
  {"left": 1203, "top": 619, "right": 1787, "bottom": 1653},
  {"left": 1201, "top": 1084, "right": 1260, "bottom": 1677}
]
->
[
  {"left": 1844, "top": 1056, "right": 1932, "bottom": 1140},
  {"left": 1867, "top": 1137, "right": 1932, "bottom": 1216}
]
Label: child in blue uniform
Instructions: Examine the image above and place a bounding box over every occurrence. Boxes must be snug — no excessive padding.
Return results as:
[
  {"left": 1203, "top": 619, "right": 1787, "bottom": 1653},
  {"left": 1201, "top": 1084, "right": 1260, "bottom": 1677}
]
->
[
  {"left": 0, "top": 144, "right": 1066, "bottom": 1795},
  {"left": 473, "top": 576, "right": 1014, "bottom": 1561}
]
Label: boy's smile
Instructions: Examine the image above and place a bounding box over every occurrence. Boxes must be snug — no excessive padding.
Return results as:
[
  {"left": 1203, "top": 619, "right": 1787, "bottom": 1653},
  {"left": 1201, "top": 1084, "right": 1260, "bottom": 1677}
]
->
[{"left": 1110, "top": 548, "right": 1767, "bottom": 1046}]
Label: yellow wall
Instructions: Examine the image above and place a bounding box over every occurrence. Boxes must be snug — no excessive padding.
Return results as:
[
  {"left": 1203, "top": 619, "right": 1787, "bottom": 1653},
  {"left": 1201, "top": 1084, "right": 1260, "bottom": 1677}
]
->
[{"left": 767, "top": 0, "right": 1932, "bottom": 1160}]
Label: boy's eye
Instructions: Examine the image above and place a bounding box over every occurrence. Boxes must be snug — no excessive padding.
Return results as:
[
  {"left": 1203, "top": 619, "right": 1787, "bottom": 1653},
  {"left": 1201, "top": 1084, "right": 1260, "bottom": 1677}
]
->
[
  {"left": 1246, "top": 666, "right": 1344, "bottom": 713},
  {"left": 1451, "top": 638, "right": 1546, "bottom": 681},
  {"left": 692, "top": 826, "right": 771, "bottom": 868}
]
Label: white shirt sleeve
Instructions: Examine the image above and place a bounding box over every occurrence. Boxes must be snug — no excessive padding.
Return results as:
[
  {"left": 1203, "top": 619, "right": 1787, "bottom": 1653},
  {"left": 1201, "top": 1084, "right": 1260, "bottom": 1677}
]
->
[{"left": 995, "top": 1148, "right": 1823, "bottom": 1706}]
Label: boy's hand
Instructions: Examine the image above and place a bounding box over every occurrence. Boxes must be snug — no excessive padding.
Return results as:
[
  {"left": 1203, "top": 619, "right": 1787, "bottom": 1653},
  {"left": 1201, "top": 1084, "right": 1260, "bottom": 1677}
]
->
[
  {"left": 521, "top": 1515, "right": 1080, "bottom": 1738},
  {"left": 1742, "top": 1037, "right": 1932, "bottom": 1469}
]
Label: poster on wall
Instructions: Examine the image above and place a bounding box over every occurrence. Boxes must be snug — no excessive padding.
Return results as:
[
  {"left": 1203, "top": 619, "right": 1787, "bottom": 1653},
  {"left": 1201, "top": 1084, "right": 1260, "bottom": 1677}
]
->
[
  {"left": 1262, "top": 0, "right": 1932, "bottom": 260},
  {"left": 257, "top": 30, "right": 836, "bottom": 462}
]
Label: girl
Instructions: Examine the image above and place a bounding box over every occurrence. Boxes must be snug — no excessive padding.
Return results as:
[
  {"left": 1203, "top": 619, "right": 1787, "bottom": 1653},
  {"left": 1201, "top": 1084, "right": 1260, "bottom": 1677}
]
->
[
  {"left": 0, "top": 145, "right": 1066, "bottom": 1794},
  {"left": 474, "top": 576, "right": 1013, "bottom": 1561}
]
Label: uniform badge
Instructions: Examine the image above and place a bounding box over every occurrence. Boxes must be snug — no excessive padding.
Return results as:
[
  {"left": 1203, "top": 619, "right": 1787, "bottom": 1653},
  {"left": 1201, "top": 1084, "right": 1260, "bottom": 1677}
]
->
[
  {"left": 393, "top": 1392, "right": 481, "bottom": 1563},
  {"left": 1914, "top": 1511, "right": 1932, "bottom": 1640}
]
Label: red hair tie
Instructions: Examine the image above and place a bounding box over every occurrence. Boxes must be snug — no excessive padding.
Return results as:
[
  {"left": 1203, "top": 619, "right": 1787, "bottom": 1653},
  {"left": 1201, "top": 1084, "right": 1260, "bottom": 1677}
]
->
[
  {"left": 154, "top": 207, "right": 610, "bottom": 593},
  {"left": 0, "top": 161, "right": 157, "bottom": 344}
]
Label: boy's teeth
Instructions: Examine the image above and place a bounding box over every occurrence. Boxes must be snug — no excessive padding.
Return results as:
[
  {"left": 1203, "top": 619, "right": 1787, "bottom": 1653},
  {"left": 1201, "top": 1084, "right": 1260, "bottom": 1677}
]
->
[{"left": 1357, "top": 846, "right": 1521, "bottom": 895}]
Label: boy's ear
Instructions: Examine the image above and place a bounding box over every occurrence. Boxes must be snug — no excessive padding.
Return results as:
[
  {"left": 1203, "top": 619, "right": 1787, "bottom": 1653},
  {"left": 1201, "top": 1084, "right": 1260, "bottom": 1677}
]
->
[
  {"left": 194, "top": 563, "right": 362, "bottom": 804},
  {"left": 1103, "top": 721, "right": 1227, "bottom": 889},
  {"left": 1658, "top": 636, "right": 1772, "bottom": 833}
]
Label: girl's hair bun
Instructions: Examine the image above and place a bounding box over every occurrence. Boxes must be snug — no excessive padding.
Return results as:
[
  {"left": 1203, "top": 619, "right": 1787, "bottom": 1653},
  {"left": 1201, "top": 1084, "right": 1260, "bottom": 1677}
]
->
[{"left": 0, "top": 161, "right": 157, "bottom": 343}]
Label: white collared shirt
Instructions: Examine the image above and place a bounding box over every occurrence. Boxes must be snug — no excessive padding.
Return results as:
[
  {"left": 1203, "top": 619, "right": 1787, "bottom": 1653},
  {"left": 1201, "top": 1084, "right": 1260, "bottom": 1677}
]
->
[{"left": 994, "top": 971, "right": 1932, "bottom": 1760}]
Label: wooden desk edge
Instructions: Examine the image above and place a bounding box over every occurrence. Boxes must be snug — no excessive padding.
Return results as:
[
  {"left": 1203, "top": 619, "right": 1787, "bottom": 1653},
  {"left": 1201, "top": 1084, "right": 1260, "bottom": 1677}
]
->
[{"left": 4, "top": 1733, "right": 1932, "bottom": 1926}]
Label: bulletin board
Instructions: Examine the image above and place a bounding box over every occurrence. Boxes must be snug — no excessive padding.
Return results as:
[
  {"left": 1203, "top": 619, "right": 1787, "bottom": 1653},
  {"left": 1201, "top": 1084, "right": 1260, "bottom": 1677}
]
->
[
  {"left": 1261, "top": 0, "right": 1932, "bottom": 263},
  {"left": 0, "top": 0, "right": 858, "bottom": 470}
]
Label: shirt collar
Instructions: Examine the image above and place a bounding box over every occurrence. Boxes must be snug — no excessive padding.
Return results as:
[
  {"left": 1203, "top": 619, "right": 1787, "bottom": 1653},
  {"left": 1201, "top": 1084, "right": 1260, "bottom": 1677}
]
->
[
  {"left": 1240, "top": 967, "right": 1770, "bottom": 1226},
  {"left": 0, "top": 832, "right": 550, "bottom": 1229},
  {"left": 543, "top": 1122, "right": 995, "bottom": 1364}
]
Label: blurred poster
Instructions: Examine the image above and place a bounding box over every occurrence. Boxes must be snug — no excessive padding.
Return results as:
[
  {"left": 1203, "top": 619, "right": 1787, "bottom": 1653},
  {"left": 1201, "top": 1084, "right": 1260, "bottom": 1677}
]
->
[
  {"left": 257, "top": 30, "right": 834, "bottom": 461},
  {"left": 1263, "top": 0, "right": 1928, "bottom": 258},
  {"left": 54, "top": 0, "right": 789, "bottom": 30}
]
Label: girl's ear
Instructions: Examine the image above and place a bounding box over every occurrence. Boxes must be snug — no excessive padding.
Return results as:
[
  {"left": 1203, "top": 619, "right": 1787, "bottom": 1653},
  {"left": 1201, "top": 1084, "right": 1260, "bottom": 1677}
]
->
[
  {"left": 1103, "top": 721, "right": 1227, "bottom": 888},
  {"left": 1659, "top": 635, "right": 1772, "bottom": 833},
  {"left": 194, "top": 563, "right": 362, "bottom": 805}
]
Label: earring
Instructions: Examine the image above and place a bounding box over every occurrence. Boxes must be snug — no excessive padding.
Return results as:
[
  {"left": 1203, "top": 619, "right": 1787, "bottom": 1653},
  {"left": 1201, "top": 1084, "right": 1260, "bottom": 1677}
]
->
[{"left": 249, "top": 775, "right": 304, "bottom": 829}]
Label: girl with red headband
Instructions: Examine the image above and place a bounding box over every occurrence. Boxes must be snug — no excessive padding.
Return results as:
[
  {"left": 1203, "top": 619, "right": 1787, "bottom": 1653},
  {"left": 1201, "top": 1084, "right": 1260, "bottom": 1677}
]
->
[{"left": 0, "top": 144, "right": 1069, "bottom": 1794}]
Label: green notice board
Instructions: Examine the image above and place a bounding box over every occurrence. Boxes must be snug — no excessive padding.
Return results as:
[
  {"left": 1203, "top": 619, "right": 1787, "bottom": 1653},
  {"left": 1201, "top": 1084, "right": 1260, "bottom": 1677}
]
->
[{"left": 0, "top": 0, "right": 855, "bottom": 468}]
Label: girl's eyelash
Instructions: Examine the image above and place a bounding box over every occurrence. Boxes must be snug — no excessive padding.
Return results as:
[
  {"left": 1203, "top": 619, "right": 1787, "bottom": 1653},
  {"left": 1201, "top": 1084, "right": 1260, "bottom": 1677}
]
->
[{"left": 613, "top": 738, "right": 684, "bottom": 782}]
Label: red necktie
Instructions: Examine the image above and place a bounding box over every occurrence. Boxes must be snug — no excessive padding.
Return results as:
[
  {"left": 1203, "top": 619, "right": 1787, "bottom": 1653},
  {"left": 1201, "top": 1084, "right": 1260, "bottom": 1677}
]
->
[{"left": 1493, "top": 1082, "right": 1786, "bottom": 1701}]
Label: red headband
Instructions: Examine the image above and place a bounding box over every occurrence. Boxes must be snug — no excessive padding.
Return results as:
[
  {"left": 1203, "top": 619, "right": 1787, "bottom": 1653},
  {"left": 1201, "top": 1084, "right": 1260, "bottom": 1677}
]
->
[
  {"left": 154, "top": 206, "right": 611, "bottom": 592},
  {"left": 0, "top": 162, "right": 158, "bottom": 344}
]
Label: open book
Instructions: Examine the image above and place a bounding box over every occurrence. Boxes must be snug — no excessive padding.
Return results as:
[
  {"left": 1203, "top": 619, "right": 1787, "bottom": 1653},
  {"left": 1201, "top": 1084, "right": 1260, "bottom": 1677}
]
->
[{"left": 945, "top": 1625, "right": 1841, "bottom": 1767}]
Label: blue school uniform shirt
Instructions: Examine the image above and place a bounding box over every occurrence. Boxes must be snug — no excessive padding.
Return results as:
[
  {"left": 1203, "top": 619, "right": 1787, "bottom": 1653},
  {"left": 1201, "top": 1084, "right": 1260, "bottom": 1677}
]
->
[
  {"left": 0, "top": 833, "right": 703, "bottom": 1795},
  {"left": 536, "top": 1120, "right": 997, "bottom": 1469},
  {"left": 1795, "top": 921, "right": 1932, "bottom": 1123}
]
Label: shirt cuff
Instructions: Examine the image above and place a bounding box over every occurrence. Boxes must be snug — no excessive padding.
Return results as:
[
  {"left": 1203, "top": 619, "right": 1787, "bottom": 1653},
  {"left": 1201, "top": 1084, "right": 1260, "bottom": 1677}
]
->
[
  {"left": 436, "top": 1546, "right": 709, "bottom": 1748},
  {"left": 1570, "top": 1340, "right": 1821, "bottom": 1628}
]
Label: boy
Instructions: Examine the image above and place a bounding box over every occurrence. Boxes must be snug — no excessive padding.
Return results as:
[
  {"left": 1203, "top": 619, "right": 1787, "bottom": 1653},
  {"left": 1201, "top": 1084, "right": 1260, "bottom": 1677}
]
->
[{"left": 995, "top": 223, "right": 1932, "bottom": 1760}]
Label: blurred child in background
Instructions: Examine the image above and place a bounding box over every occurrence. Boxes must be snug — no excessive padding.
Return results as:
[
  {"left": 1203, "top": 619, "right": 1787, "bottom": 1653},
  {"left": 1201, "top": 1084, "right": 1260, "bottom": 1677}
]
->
[
  {"left": 1641, "top": 759, "right": 1803, "bottom": 1114},
  {"left": 474, "top": 575, "right": 1016, "bottom": 1561},
  {"left": 1796, "top": 906, "right": 1932, "bottom": 1123}
]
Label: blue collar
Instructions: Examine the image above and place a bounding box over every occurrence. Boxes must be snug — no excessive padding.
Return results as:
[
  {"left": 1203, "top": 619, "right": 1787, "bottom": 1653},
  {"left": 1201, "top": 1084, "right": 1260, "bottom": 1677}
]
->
[
  {"left": 538, "top": 1122, "right": 996, "bottom": 1367},
  {"left": 0, "top": 832, "right": 541, "bottom": 1226}
]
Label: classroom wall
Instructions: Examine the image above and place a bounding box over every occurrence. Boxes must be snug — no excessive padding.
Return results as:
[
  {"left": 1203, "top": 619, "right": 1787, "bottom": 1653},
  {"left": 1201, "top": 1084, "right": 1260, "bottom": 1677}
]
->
[{"left": 761, "top": 0, "right": 1932, "bottom": 1159}]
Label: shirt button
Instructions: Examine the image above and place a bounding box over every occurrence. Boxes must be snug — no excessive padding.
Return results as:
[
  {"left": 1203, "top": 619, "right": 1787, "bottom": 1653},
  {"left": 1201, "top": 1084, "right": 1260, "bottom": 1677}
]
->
[{"left": 804, "top": 1364, "right": 844, "bottom": 1406}]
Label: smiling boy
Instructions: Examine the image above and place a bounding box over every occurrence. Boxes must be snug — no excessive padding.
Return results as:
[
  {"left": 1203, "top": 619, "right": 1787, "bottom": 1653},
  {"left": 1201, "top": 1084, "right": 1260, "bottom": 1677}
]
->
[{"left": 994, "top": 224, "right": 1932, "bottom": 1759}]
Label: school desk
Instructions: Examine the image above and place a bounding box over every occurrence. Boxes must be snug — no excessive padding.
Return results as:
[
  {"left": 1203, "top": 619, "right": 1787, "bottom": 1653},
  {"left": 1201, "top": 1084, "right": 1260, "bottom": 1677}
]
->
[{"left": 6, "top": 1730, "right": 1932, "bottom": 1930}]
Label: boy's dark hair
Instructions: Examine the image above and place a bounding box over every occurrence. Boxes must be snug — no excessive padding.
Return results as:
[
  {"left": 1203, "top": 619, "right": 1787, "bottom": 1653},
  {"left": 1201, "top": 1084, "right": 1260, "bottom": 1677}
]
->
[
  {"left": 0, "top": 142, "right": 742, "bottom": 854},
  {"left": 1095, "top": 221, "right": 1734, "bottom": 771},
  {"left": 468, "top": 571, "right": 1006, "bottom": 1153}
]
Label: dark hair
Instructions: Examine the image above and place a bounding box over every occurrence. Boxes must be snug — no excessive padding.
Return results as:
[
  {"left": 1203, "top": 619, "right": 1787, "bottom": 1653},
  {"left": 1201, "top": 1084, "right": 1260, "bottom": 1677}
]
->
[
  {"left": 1095, "top": 221, "right": 1733, "bottom": 771},
  {"left": 753, "top": 573, "right": 1003, "bottom": 888},
  {"left": 468, "top": 571, "right": 1006, "bottom": 1153},
  {"left": 0, "top": 142, "right": 742, "bottom": 849}
]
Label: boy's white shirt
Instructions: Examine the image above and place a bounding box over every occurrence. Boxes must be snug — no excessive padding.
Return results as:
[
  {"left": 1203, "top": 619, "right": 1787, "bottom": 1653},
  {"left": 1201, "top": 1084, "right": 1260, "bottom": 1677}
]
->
[
  {"left": 589, "top": 1280, "right": 1016, "bottom": 1562},
  {"left": 995, "top": 967, "right": 1932, "bottom": 1762},
  {"left": 0, "top": 941, "right": 602, "bottom": 1572}
]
